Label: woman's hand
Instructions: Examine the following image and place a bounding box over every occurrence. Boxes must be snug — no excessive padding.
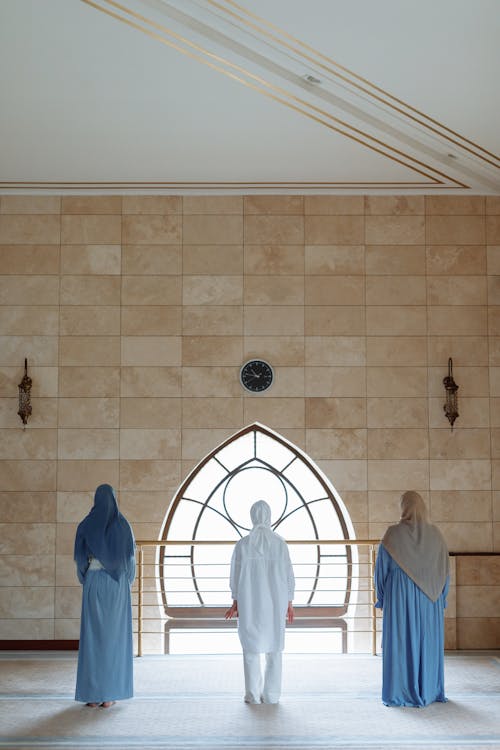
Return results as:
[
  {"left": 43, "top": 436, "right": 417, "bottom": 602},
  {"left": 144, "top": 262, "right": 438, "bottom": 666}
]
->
[
  {"left": 225, "top": 601, "right": 238, "bottom": 619},
  {"left": 287, "top": 602, "right": 294, "bottom": 624}
]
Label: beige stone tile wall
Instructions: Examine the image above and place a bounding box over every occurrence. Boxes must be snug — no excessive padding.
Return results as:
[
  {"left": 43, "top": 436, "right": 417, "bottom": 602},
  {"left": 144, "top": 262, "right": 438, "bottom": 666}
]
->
[{"left": 0, "top": 193, "right": 499, "bottom": 647}]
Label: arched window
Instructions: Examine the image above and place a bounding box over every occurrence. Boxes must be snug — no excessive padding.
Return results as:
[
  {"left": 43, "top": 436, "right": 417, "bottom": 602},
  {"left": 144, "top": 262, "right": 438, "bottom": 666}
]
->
[{"left": 158, "top": 423, "right": 357, "bottom": 650}]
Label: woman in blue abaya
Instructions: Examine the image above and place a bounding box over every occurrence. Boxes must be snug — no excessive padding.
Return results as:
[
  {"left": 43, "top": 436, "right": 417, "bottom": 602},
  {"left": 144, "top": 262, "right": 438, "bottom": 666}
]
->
[
  {"left": 375, "top": 491, "right": 449, "bottom": 707},
  {"left": 74, "top": 484, "right": 136, "bottom": 708}
]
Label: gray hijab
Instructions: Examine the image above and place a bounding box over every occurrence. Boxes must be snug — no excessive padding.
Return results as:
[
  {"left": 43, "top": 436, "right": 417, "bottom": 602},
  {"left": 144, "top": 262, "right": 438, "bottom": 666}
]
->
[{"left": 381, "top": 491, "right": 449, "bottom": 602}]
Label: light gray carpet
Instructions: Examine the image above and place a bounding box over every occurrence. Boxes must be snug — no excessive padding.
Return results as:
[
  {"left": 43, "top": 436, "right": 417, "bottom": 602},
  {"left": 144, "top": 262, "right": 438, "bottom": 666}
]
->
[{"left": 0, "top": 652, "right": 499, "bottom": 749}]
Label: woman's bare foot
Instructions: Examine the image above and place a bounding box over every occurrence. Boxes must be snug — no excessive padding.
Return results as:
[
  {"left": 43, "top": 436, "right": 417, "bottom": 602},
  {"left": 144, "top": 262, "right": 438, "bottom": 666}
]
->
[
  {"left": 100, "top": 701, "right": 116, "bottom": 708},
  {"left": 85, "top": 702, "right": 98, "bottom": 708}
]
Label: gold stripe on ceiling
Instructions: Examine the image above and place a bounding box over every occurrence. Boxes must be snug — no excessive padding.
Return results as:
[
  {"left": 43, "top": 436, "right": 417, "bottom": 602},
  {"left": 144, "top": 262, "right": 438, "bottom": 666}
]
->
[
  {"left": 208, "top": 0, "right": 499, "bottom": 168},
  {"left": 80, "top": 0, "right": 466, "bottom": 188}
]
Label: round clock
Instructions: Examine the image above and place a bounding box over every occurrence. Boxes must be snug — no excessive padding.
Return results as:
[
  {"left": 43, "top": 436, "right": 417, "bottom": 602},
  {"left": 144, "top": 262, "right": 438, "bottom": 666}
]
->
[{"left": 240, "top": 359, "right": 274, "bottom": 393}]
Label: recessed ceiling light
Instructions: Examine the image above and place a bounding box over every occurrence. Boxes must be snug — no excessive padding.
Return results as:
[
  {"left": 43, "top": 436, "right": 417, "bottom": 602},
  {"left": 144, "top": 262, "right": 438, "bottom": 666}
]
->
[{"left": 303, "top": 74, "right": 322, "bottom": 85}]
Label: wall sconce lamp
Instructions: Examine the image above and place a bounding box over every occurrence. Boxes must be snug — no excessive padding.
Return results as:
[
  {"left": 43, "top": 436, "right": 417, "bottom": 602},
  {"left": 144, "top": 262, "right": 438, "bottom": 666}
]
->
[
  {"left": 443, "top": 357, "right": 459, "bottom": 430},
  {"left": 17, "top": 358, "right": 32, "bottom": 428}
]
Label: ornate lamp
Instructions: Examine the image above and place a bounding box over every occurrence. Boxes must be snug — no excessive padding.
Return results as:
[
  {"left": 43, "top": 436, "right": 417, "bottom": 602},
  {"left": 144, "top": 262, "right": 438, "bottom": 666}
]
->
[
  {"left": 443, "top": 358, "right": 459, "bottom": 430},
  {"left": 17, "top": 358, "right": 32, "bottom": 427}
]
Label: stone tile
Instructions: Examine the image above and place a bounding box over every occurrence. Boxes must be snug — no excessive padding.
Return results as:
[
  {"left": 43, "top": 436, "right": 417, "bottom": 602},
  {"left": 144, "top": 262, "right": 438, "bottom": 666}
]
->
[
  {"left": 59, "top": 367, "right": 120, "bottom": 397},
  {"left": 60, "top": 337, "right": 120, "bottom": 366},
  {"left": 61, "top": 215, "right": 121, "bottom": 244},
  {"left": 58, "top": 428, "right": 119, "bottom": 459},
  {"left": 305, "top": 366, "right": 366, "bottom": 396},
  {"left": 456, "top": 555, "right": 500, "bottom": 585},
  {"left": 365, "top": 196, "right": 424, "bottom": 215},
  {"left": 367, "top": 397, "right": 427, "bottom": 428},
  {"left": 427, "top": 365, "right": 489, "bottom": 397},
  {"left": 0, "top": 275, "right": 59, "bottom": 305},
  {"left": 366, "top": 307, "right": 427, "bottom": 335},
  {"left": 0, "top": 588, "right": 54, "bottom": 618},
  {"left": 426, "top": 245, "right": 486, "bottom": 275},
  {"left": 183, "top": 196, "right": 242, "bottom": 214},
  {"left": 426, "top": 215, "right": 485, "bottom": 244},
  {"left": 305, "top": 336, "right": 365, "bottom": 366},
  {"left": 305, "top": 307, "right": 365, "bottom": 336},
  {"left": 0, "top": 492, "right": 56, "bottom": 522},
  {"left": 120, "top": 398, "right": 181, "bottom": 428},
  {"left": 427, "top": 276, "right": 487, "bottom": 305},
  {"left": 457, "top": 617, "right": 500, "bottom": 648},
  {"left": 365, "top": 245, "right": 425, "bottom": 275},
  {"left": 183, "top": 215, "right": 243, "bottom": 244},
  {"left": 182, "top": 397, "right": 243, "bottom": 428},
  {"left": 120, "top": 367, "right": 181, "bottom": 397},
  {"left": 182, "top": 367, "right": 245, "bottom": 397},
  {"left": 305, "top": 276, "right": 364, "bottom": 305},
  {"left": 263, "top": 367, "right": 304, "bottom": 397},
  {"left": 181, "top": 427, "right": 239, "bottom": 461},
  {"left": 0, "top": 306, "right": 59, "bottom": 335},
  {"left": 0, "top": 245, "right": 59, "bottom": 274},
  {"left": 316, "top": 459, "right": 367, "bottom": 491},
  {"left": 122, "top": 215, "right": 181, "bottom": 244},
  {"left": 366, "top": 276, "right": 426, "bottom": 305},
  {"left": 486, "top": 216, "right": 500, "bottom": 243},
  {"left": 366, "top": 366, "right": 427, "bottom": 397},
  {"left": 121, "top": 275, "right": 181, "bottom": 305},
  {"left": 429, "top": 428, "right": 491, "bottom": 459},
  {"left": 120, "top": 429, "right": 181, "bottom": 459},
  {"left": 245, "top": 215, "right": 303, "bottom": 244},
  {"left": 183, "top": 276, "right": 243, "bottom": 305},
  {"left": 487, "top": 196, "right": 500, "bottom": 215},
  {"left": 0, "top": 619, "right": 54, "bottom": 639},
  {"left": 429, "top": 396, "right": 490, "bottom": 428},
  {"left": 244, "top": 306, "right": 304, "bottom": 336},
  {"left": 0, "top": 522, "right": 55, "bottom": 554},
  {"left": 245, "top": 245, "right": 304, "bottom": 275},
  {"left": 54, "top": 587, "right": 81, "bottom": 619},
  {"left": 0, "top": 460, "right": 56, "bottom": 491},
  {"left": 119, "top": 490, "right": 174, "bottom": 523},
  {"left": 122, "top": 196, "right": 181, "bottom": 214},
  {"left": 184, "top": 245, "right": 243, "bottom": 275},
  {"left": 306, "top": 428, "right": 367, "bottom": 459},
  {"left": 304, "top": 195, "right": 364, "bottom": 215},
  {"left": 121, "top": 336, "right": 181, "bottom": 366},
  {"left": 425, "top": 196, "right": 485, "bottom": 215},
  {"left": 0, "top": 196, "right": 61, "bottom": 214},
  {"left": 56, "top": 492, "right": 93, "bottom": 523},
  {"left": 488, "top": 276, "right": 500, "bottom": 305},
  {"left": 243, "top": 397, "right": 304, "bottom": 428},
  {"left": 0, "top": 365, "right": 58, "bottom": 398},
  {"left": 365, "top": 216, "right": 424, "bottom": 244},
  {"left": 305, "top": 245, "right": 364, "bottom": 275},
  {"left": 430, "top": 459, "right": 491, "bottom": 490},
  {"left": 456, "top": 586, "right": 500, "bottom": 617},
  {"left": 182, "top": 306, "right": 242, "bottom": 336},
  {"left": 119, "top": 460, "right": 181, "bottom": 490},
  {"left": 61, "top": 196, "right": 122, "bottom": 214},
  {"left": 182, "top": 336, "right": 242, "bottom": 366},
  {"left": 306, "top": 397, "right": 366, "bottom": 428},
  {"left": 367, "top": 428, "right": 428, "bottom": 459},
  {"left": 57, "top": 460, "right": 119, "bottom": 491},
  {"left": 244, "top": 336, "right": 304, "bottom": 366},
  {"left": 0, "top": 396, "right": 57, "bottom": 429},
  {"left": 0, "top": 428, "right": 56, "bottom": 459},
  {"left": 0, "top": 215, "right": 60, "bottom": 244},
  {"left": 60, "top": 244, "right": 121, "bottom": 275},
  {"left": 304, "top": 216, "right": 363, "bottom": 244},
  {"left": 366, "top": 336, "right": 427, "bottom": 366},
  {"left": 60, "top": 306, "right": 120, "bottom": 335},
  {"left": 367, "top": 460, "right": 428, "bottom": 490},
  {"left": 0, "top": 336, "right": 58, "bottom": 366},
  {"left": 244, "top": 276, "right": 303, "bottom": 305},
  {"left": 428, "top": 335, "right": 488, "bottom": 366},
  {"left": 122, "top": 245, "right": 182, "bottom": 275},
  {"left": 60, "top": 275, "right": 120, "bottom": 305},
  {"left": 244, "top": 196, "right": 303, "bottom": 214},
  {"left": 58, "top": 397, "right": 119, "bottom": 428},
  {"left": 121, "top": 306, "right": 182, "bottom": 335},
  {"left": 428, "top": 306, "right": 487, "bottom": 336}
]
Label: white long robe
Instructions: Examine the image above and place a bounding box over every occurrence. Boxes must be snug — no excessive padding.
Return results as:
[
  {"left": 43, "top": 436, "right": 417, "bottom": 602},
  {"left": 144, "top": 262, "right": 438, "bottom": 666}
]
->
[{"left": 230, "top": 532, "right": 295, "bottom": 653}]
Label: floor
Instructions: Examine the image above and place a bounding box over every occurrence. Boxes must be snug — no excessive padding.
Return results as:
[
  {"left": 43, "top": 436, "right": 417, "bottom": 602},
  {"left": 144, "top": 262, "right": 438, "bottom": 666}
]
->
[{"left": 0, "top": 651, "right": 499, "bottom": 749}]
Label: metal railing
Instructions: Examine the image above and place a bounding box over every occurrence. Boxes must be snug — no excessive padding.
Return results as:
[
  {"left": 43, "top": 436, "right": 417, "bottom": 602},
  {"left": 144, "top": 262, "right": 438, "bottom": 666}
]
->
[{"left": 133, "top": 539, "right": 380, "bottom": 657}]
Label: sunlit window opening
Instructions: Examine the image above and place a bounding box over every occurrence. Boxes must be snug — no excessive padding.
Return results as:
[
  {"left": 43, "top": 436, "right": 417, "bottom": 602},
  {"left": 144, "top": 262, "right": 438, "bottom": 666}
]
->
[{"left": 154, "top": 423, "right": 362, "bottom": 655}]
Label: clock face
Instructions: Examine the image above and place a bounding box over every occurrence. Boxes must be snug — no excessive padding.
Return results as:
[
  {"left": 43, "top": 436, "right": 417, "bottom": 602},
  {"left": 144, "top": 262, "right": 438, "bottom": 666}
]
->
[{"left": 240, "top": 359, "right": 274, "bottom": 393}]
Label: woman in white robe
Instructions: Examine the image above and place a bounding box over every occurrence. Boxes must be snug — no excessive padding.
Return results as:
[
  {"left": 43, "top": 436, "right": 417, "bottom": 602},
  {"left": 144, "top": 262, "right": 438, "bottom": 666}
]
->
[{"left": 225, "top": 500, "right": 295, "bottom": 704}]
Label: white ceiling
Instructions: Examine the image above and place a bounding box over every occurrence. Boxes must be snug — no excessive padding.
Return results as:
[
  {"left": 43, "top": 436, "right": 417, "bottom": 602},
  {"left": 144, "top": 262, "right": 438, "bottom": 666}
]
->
[{"left": 1, "top": 0, "right": 499, "bottom": 194}]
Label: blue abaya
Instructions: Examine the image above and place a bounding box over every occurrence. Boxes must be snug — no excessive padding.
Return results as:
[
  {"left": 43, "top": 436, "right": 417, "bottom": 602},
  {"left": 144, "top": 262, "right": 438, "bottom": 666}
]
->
[{"left": 375, "top": 544, "right": 449, "bottom": 707}]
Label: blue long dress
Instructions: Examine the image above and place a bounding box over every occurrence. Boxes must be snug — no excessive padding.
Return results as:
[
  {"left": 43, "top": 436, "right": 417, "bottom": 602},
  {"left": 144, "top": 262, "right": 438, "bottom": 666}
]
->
[
  {"left": 75, "top": 555, "right": 135, "bottom": 703},
  {"left": 375, "top": 544, "right": 449, "bottom": 707}
]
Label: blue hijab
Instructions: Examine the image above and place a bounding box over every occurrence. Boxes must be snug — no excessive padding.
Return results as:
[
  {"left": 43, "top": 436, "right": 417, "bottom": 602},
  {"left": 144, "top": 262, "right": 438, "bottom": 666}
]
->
[{"left": 74, "top": 484, "right": 135, "bottom": 582}]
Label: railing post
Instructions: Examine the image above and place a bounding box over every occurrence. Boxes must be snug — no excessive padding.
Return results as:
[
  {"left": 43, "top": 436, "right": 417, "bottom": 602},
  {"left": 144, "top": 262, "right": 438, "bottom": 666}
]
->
[
  {"left": 137, "top": 545, "right": 144, "bottom": 657},
  {"left": 369, "top": 543, "right": 377, "bottom": 656}
]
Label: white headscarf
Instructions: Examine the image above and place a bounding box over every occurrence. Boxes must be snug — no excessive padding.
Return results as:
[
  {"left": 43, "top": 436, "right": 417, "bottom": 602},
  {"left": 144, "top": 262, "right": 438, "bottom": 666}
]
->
[
  {"left": 381, "top": 491, "right": 449, "bottom": 602},
  {"left": 248, "top": 500, "right": 274, "bottom": 555}
]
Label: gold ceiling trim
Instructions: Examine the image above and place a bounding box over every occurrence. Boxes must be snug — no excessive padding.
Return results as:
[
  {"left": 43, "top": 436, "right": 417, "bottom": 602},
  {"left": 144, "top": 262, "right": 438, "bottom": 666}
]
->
[
  {"left": 209, "top": 0, "right": 499, "bottom": 168},
  {"left": 0, "top": 180, "right": 457, "bottom": 190},
  {"left": 80, "top": 0, "right": 466, "bottom": 189}
]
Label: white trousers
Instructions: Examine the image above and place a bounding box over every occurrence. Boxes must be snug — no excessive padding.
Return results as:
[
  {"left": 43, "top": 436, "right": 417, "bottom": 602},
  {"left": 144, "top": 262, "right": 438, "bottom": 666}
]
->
[{"left": 242, "top": 651, "right": 282, "bottom": 704}]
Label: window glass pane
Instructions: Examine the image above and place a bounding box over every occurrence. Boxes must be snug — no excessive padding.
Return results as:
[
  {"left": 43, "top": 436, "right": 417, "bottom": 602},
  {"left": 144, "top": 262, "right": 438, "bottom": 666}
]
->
[
  {"left": 256, "top": 432, "right": 295, "bottom": 470},
  {"left": 216, "top": 432, "right": 253, "bottom": 471},
  {"left": 184, "top": 459, "right": 228, "bottom": 501},
  {"left": 282, "top": 459, "right": 327, "bottom": 502}
]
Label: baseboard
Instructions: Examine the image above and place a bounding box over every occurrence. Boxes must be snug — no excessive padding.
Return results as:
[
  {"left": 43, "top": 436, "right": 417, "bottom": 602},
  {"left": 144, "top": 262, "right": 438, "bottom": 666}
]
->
[{"left": 0, "top": 640, "right": 79, "bottom": 650}]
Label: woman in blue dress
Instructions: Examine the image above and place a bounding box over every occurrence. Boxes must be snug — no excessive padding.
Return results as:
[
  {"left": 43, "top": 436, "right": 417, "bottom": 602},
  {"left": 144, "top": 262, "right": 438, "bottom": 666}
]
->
[
  {"left": 375, "top": 491, "right": 449, "bottom": 707},
  {"left": 74, "top": 484, "right": 136, "bottom": 708}
]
